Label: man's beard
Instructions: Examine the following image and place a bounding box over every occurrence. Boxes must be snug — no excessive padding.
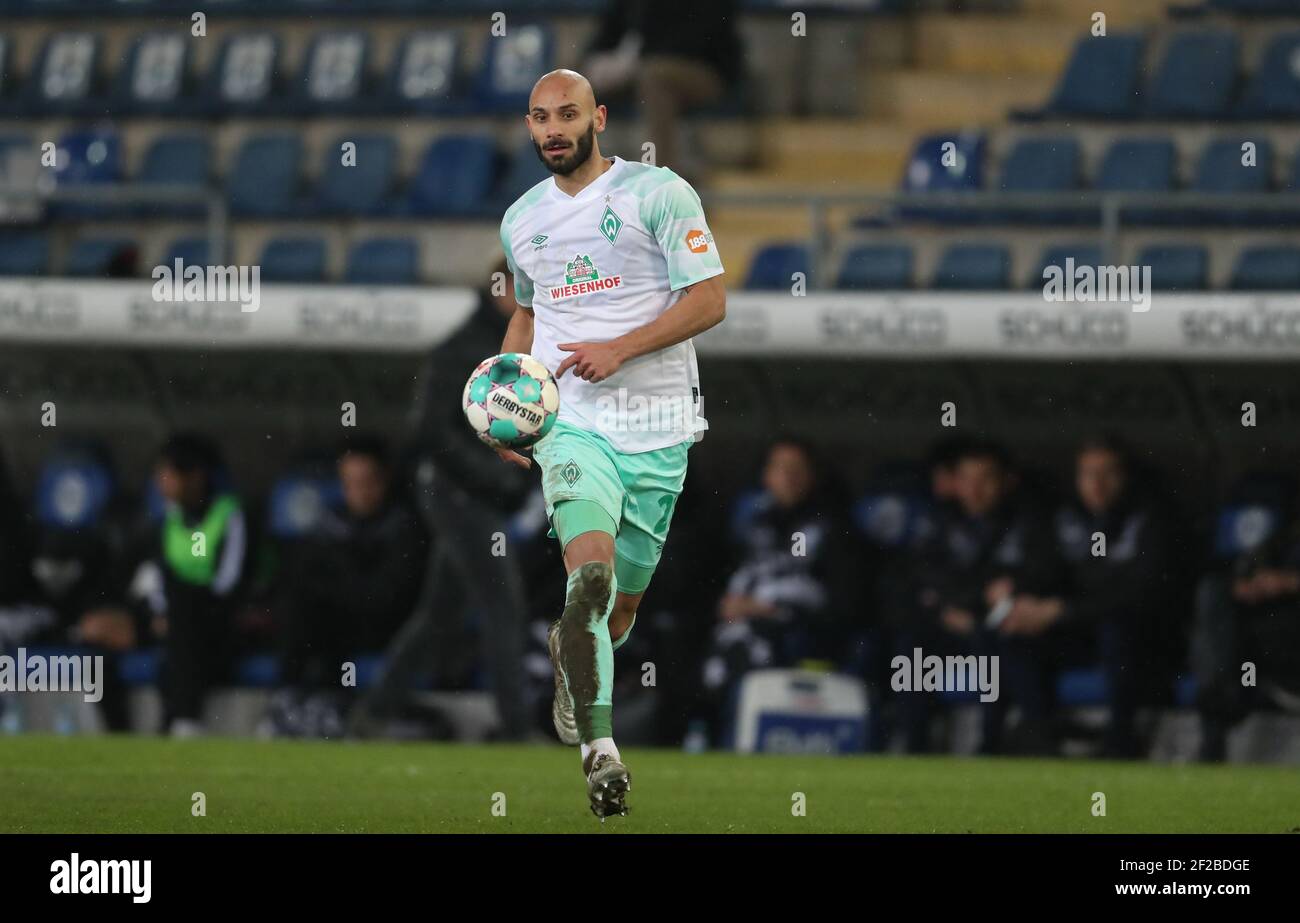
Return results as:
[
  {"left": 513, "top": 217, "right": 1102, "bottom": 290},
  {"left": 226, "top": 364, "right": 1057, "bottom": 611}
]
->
[{"left": 534, "top": 122, "right": 596, "bottom": 176}]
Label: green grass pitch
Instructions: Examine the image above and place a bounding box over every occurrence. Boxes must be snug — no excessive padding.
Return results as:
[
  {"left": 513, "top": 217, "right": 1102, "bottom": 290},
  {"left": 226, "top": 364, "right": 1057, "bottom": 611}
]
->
[{"left": 2, "top": 735, "right": 1296, "bottom": 833}]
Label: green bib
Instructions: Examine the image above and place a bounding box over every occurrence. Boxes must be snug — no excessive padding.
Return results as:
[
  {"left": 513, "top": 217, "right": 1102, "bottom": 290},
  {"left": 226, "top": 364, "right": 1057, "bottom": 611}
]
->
[{"left": 163, "top": 494, "right": 240, "bottom": 586}]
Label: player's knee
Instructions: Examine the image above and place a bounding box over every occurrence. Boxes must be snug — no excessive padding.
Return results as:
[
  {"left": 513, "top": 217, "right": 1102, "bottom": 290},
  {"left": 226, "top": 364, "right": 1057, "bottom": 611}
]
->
[{"left": 563, "top": 561, "right": 614, "bottom": 627}]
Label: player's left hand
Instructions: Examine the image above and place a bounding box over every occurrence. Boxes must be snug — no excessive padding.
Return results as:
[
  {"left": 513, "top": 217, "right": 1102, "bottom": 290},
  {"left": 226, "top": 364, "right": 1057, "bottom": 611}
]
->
[{"left": 555, "top": 341, "right": 626, "bottom": 382}]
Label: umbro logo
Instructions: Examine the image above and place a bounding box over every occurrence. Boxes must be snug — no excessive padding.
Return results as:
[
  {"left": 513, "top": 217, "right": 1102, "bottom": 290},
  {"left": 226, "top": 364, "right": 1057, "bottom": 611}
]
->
[{"left": 531, "top": 234, "right": 549, "bottom": 250}]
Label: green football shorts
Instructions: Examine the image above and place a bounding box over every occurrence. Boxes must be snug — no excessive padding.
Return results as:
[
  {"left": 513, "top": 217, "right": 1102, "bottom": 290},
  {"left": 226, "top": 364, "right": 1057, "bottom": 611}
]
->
[{"left": 532, "top": 420, "right": 691, "bottom": 595}]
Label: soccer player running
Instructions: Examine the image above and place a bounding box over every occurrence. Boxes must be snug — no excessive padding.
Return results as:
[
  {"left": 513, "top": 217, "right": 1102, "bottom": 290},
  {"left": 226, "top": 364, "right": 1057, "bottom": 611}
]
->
[{"left": 496, "top": 69, "right": 726, "bottom": 818}]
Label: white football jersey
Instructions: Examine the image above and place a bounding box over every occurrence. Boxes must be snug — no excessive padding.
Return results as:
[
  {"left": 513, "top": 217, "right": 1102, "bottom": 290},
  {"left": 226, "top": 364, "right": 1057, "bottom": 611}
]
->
[{"left": 500, "top": 156, "right": 724, "bottom": 454}]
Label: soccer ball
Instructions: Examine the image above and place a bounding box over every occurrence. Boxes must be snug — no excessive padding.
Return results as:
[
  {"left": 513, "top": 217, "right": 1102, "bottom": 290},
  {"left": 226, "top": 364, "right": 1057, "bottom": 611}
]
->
[{"left": 462, "top": 352, "right": 560, "bottom": 450}]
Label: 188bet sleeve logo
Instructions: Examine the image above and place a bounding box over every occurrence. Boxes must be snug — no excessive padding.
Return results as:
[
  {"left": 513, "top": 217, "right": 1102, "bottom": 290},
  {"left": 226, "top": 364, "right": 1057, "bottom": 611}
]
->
[{"left": 550, "top": 254, "right": 623, "bottom": 301}]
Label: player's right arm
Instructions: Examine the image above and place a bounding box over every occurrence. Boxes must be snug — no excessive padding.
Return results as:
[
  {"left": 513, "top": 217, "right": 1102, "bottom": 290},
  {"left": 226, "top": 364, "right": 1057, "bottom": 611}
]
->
[
  {"left": 497, "top": 221, "right": 537, "bottom": 470},
  {"left": 501, "top": 303, "right": 534, "bottom": 355}
]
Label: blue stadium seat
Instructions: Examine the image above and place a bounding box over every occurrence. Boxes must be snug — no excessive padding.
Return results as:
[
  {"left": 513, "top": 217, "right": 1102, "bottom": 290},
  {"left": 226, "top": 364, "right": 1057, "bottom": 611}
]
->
[
  {"left": 744, "top": 243, "right": 811, "bottom": 290},
  {"left": 494, "top": 137, "right": 551, "bottom": 211},
  {"left": 900, "top": 133, "right": 986, "bottom": 192},
  {"left": 836, "top": 244, "right": 913, "bottom": 290},
  {"left": 268, "top": 475, "right": 341, "bottom": 539},
  {"left": 1138, "top": 244, "right": 1208, "bottom": 291},
  {"left": 996, "top": 137, "right": 1083, "bottom": 223},
  {"left": 853, "top": 490, "right": 933, "bottom": 551},
  {"left": 1057, "top": 668, "right": 1107, "bottom": 707},
  {"left": 1045, "top": 33, "right": 1145, "bottom": 118},
  {"left": 53, "top": 127, "right": 122, "bottom": 186},
  {"left": 898, "top": 133, "right": 987, "bottom": 223},
  {"left": 728, "top": 488, "right": 768, "bottom": 542},
  {"left": 407, "top": 135, "right": 500, "bottom": 217},
  {"left": 137, "top": 134, "right": 210, "bottom": 218},
  {"left": 0, "top": 132, "right": 31, "bottom": 166},
  {"left": 138, "top": 134, "right": 209, "bottom": 188},
  {"left": 385, "top": 30, "right": 462, "bottom": 114},
  {"left": 1096, "top": 138, "right": 1176, "bottom": 192},
  {"left": 998, "top": 137, "right": 1081, "bottom": 192},
  {"left": 119, "top": 649, "right": 161, "bottom": 687},
  {"left": 204, "top": 32, "right": 281, "bottom": 115},
  {"left": 0, "top": 232, "right": 49, "bottom": 275},
  {"left": 1034, "top": 244, "right": 1103, "bottom": 288},
  {"left": 161, "top": 236, "right": 211, "bottom": 268},
  {"left": 315, "top": 134, "right": 397, "bottom": 215},
  {"left": 1229, "top": 246, "right": 1300, "bottom": 291},
  {"left": 227, "top": 134, "right": 303, "bottom": 217},
  {"left": 292, "top": 31, "right": 369, "bottom": 114},
  {"left": 1211, "top": 472, "right": 1295, "bottom": 559},
  {"left": 1096, "top": 137, "right": 1179, "bottom": 225},
  {"left": 259, "top": 236, "right": 328, "bottom": 283},
  {"left": 25, "top": 32, "right": 101, "bottom": 115},
  {"left": 475, "top": 22, "right": 551, "bottom": 113},
  {"left": 236, "top": 654, "right": 283, "bottom": 688},
  {"left": 64, "top": 237, "right": 137, "bottom": 277},
  {"left": 344, "top": 237, "right": 419, "bottom": 285},
  {"left": 112, "top": 32, "right": 191, "bottom": 115},
  {"left": 1239, "top": 32, "right": 1300, "bottom": 118},
  {"left": 1145, "top": 31, "right": 1237, "bottom": 118},
  {"left": 34, "top": 455, "right": 114, "bottom": 530},
  {"left": 932, "top": 243, "right": 1011, "bottom": 290},
  {"left": 1208, "top": 0, "right": 1300, "bottom": 10},
  {"left": 1195, "top": 138, "right": 1273, "bottom": 194},
  {"left": 1191, "top": 138, "right": 1274, "bottom": 226}
]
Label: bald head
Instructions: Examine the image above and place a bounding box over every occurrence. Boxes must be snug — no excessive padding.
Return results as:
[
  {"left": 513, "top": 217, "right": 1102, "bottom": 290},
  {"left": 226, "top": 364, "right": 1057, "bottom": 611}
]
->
[
  {"left": 530, "top": 68, "right": 597, "bottom": 112},
  {"left": 526, "top": 68, "right": 606, "bottom": 177}
]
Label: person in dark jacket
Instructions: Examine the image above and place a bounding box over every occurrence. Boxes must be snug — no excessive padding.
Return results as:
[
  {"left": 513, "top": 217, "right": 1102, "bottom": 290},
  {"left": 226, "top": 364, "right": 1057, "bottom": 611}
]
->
[
  {"left": 269, "top": 436, "right": 429, "bottom": 737},
  {"left": 998, "top": 437, "right": 1182, "bottom": 758},
  {"left": 902, "top": 440, "right": 1062, "bottom": 754},
  {"left": 697, "top": 437, "right": 857, "bottom": 746},
  {"left": 1191, "top": 479, "right": 1300, "bottom": 761},
  {"left": 351, "top": 261, "right": 534, "bottom": 740},
  {"left": 585, "top": 0, "right": 744, "bottom": 181}
]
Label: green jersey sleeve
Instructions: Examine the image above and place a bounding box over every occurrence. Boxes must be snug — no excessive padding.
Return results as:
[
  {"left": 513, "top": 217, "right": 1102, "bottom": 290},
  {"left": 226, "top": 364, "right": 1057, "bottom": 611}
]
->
[
  {"left": 640, "top": 176, "right": 725, "bottom": 292},
  {"left": 499, "top": 221, "right": 535, "bottom": 307}
]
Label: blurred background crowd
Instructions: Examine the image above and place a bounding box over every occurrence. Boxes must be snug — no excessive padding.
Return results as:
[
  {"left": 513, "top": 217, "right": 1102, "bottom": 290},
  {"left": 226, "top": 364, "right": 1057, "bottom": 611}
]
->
[{"left": 3, "top": 0, "right": 1300, "bottom": 762}]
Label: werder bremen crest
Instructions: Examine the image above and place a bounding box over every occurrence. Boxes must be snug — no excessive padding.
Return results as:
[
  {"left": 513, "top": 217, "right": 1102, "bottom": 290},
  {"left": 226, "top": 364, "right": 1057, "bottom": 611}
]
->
[
  {"left": 599, "top": 205, "right": 624, "bottom": 244},
  {"left": 565, "top": 254, "right": 599, "bottom": 285}
]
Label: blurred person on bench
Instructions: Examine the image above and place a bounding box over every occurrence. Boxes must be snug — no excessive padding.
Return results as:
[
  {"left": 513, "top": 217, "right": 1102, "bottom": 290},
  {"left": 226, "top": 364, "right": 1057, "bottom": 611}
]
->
[
  {"left": 1192, "top": 476, "right": 1300, "bottom": 761},
  {"left": 904, "top": 440, "right": 1062, "bottom": 755},
  {"left": 268, "top": 436, "right": 428, "bottom": 738},
  {"left": 999, "top": 437, "right": 1183, "bottom": 759},
  {"left": 696, "top": 437, "right": 857, "bottom": 748}
]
